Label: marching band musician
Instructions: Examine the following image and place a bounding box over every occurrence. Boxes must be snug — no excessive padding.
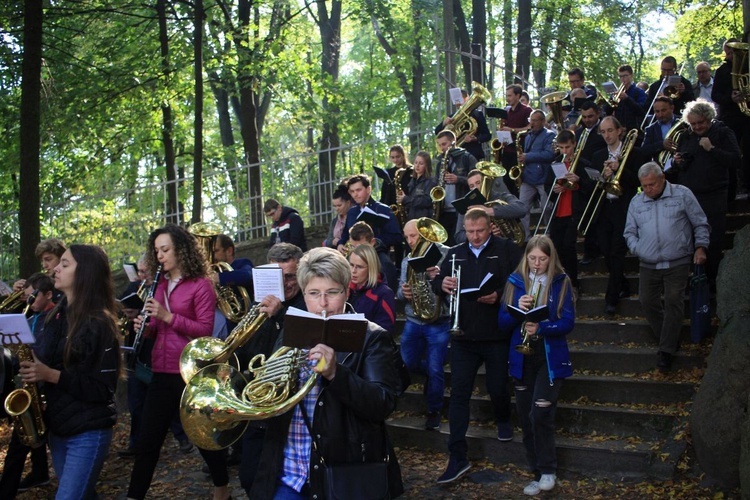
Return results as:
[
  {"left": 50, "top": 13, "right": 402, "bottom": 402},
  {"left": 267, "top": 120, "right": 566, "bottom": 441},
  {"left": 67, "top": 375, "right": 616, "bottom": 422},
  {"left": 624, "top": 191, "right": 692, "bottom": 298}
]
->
[
  {"left": 517, "top": 110, "right": 556, "bottom": 241},
  {"left": 545, "top": 130, "right": 593, "bottom": 293},
  {"left": 672, "top": 99, "right": 741, "bottom": 291},
  {"left": 566, "top": 67, "right": 597, "bottom": 99},
  {"left": 435, "top": 89, "right": 492, "bottom": 161},
  {"left": 645, "top": 56, "right": 695, "bottom": 116},
  {"left": 454, "top": 168, "right": 526, "bottom": 244},
  {"left": 336, "top": 174, "right": 403, "bottom": 257},
  {"left": 398, "top": 219, "right": 450, "bottom": 430},
  {"left": 605, "top": 65, "right": 647, "bottom": 132},
  {"left": 500, "top": 84, "right": 533, "bottom": 197},
  {"left": 591, "top": 117, "right": 645, "bottom": 316},
  {"left": 693, "top": 62, "right": 714, "bottom": 103},
  {"left": 10, "top": 238, "right": 66, "bottom": 303},
  {"left": 434, "top": 130, "right": 477, "bottom": 246},
  {"left": 19, "top": 245, "right": 120, "bottom": 499},
  {"left": 323, "top": 185, "right": 352, "bottom": 249},
  {"left": 126, "top": 225, "right": 230, "bottom": 500},
  {"left": 433, "top": 208, "right": 521, "bottom": 484},
  {"left": 398, "top": 150, "right": 436, "bottom": 221},
  {"left": 576, "top": 101, "right": 607, "bottom": 266},
  {"left": 712, "top": 38, "right": 750, "bottom": 207},
  {"left": 380, "top": 144, "right": 413, "bottom": 208},
  {"left": 347, "top": 222, "right": 399, "bottom": 293},
  {"left": 347, "top": 244, "right": 397, "bottom": 334},
  {"left": 640, "top": 96, "right": 679, "bottom": 162}
]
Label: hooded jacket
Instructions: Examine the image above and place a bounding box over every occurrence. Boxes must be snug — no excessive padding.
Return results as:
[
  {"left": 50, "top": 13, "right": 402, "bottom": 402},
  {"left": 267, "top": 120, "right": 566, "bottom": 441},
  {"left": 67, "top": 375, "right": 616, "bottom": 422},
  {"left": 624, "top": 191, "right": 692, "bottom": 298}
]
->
[
  {"left": 270, "top": 206, "right": 308, "bottom": 251},
  {"left": 348, "top": 280, "right": 396, "bottom": 335}
]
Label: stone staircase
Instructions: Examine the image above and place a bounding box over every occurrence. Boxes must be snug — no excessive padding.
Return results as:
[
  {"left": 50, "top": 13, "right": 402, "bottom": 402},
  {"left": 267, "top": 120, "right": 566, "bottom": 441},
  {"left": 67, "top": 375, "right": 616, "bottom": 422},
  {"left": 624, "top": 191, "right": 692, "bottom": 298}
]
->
[{"left": 385, "top": 197, "right": 749, "bottom": 480}]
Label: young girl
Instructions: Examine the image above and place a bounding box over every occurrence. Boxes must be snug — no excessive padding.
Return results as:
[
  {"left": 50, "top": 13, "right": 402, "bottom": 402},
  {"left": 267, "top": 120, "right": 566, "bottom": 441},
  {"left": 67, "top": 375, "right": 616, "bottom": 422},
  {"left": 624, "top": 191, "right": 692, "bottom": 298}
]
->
[
  {"left": 498, "top": 235, "right": 575, "bottom": 496},
  {"left": 347, "top": 244, "right": 396, "bottom": 334},
  {"left": 399, "top": 150, "right": 437, "bottom": 220},
  {"left": 20, "top": 244, "right": 121, "bottom": 499}
]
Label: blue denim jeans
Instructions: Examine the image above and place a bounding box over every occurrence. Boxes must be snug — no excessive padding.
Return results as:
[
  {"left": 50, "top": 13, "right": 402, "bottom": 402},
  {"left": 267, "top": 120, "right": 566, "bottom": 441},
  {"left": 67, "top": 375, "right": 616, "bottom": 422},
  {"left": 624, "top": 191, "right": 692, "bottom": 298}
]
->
[
  {"left": 48, "top": 428, "right": 113, "bottom": 500},
  {"left": 399, "top": 319, "right": 450, "bottom": 413}
]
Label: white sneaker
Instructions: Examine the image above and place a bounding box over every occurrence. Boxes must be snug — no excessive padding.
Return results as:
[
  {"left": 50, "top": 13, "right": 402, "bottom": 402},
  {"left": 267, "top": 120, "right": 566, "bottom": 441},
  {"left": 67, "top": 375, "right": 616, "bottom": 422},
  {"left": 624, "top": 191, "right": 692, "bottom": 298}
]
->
[
  {"left": 539, "top": 473, "right": 556, "bottom": 491},
  {"left": 523, "top": 480, "right": 541, "bottom": 495}
]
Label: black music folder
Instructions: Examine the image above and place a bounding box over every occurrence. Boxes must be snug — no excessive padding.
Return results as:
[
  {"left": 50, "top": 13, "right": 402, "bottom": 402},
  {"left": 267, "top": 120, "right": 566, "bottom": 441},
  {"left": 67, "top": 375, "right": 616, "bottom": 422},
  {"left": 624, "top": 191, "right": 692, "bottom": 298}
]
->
[
  {"left": 407, "top": 243, "right": 442, "bottom": 273},
  {"left": 506, "top": 303, "right": 549, "bottom": 324},
  {"left": 460, "top": 272, "right": 503, "bottom": 301},
  {"left": 373, "top": 166, "right": 393, "bottom": 184},
  {"left": 283, "top": 307, "right": 368, "bottom": 353},
  {"left": 451, "top": 188, "right": 488, "bottom": 215},
  {"left": 118, "top": 293, "right": 144, "bottom": 311},
  {"left": 485, "top": 107, "right": 508, "bottom": 120},
  {"left": 357, "top": 207, "right": 390, "bottom": 228}
]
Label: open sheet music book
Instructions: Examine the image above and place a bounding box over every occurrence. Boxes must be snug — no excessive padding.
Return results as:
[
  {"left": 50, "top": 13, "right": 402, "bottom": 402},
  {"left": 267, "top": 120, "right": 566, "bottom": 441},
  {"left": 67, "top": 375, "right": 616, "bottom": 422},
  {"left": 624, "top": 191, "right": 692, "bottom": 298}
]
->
[
  {"left": 460, "top": 273, "right": 502, "bottom": 301},
  {"left": 506, "top": 303, "right": 549, "bottom": 323},
  {"left": 283, "top": 307, "right": 368, "bottom": 353}
]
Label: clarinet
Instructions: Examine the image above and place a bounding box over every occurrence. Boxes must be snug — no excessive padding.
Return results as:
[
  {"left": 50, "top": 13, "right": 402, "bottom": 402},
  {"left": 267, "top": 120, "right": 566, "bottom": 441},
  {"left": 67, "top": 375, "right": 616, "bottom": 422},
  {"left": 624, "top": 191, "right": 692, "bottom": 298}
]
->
[{"left": 128, "top": 264, "right": 162, "bottom": 370}]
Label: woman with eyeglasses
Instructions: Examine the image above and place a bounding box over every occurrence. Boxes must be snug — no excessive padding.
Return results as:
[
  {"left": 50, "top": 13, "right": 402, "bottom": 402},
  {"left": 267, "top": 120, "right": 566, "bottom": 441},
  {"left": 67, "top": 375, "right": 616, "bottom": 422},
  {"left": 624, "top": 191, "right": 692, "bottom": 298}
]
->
[
  {"left": 498, "top": 235, "right": 575, "bottom": 496},
  {"left": 248, "top": 246, "right": 404, "bottom": 499},
  {"left": 347, "top": 244, "right": 396, "bottom": 334}
]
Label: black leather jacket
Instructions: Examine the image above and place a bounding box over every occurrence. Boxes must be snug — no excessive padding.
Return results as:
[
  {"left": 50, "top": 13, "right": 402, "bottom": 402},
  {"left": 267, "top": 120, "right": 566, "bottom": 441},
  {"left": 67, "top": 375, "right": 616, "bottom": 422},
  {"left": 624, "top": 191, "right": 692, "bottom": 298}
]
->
[{"left": 249, "top": 321, "right": 404, "bottom": 499}]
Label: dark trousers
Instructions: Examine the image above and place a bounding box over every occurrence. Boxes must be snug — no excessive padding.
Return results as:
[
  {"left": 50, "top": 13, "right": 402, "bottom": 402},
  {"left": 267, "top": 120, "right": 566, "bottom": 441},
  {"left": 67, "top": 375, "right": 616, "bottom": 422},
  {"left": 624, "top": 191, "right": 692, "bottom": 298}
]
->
[
  {"left": 639, "top": 264, "right": 690, "bottom": 354},
  {"left": 438, "top": 211, "right": 459, "bottom": 247},
  {"left": 723, "top": 115, "right": 750, "bottom": 196},
  {"left": 549, "top": 215, "right": 578, "bottom": 287},
  {"left": 239, "top": 426, "right": 266, "bottom": 496},
  {"left": 127, "top": 373, "right": 228, "bottom": 499},
  {"left": 514, "top": 352, "right": 563, "bottom": 477},
  {"left": 694, "top": 190, "right": 727, "bottom": 289},
  {"left": 598, "top": 197, "right": 630, "bottom": 306},
  {"left": 448, "top": 340, "right": 511, "bottom": 460},
  {"left": 127, "top": 370, "right": 186, "bottom": 449},
  {"left": 0, "top": 429, "right": 49, "bottom": 498}
]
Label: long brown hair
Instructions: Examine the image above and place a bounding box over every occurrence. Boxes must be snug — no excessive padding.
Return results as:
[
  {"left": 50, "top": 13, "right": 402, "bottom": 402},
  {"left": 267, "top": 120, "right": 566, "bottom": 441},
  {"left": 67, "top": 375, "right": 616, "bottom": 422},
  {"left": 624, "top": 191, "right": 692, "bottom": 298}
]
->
[
  {"left": 62, "top": 245, "right": 120, "bottom": 369},
  {"left": 503, "top": 235, "right": 572, "bottom": 316}
]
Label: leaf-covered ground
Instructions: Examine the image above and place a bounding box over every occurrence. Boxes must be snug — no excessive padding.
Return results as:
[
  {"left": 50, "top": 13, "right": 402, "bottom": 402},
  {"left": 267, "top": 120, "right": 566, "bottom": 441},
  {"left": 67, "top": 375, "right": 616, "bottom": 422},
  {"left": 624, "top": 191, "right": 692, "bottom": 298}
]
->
[{"left": 0, "top": 420, "right": 739, "bottom": 499}]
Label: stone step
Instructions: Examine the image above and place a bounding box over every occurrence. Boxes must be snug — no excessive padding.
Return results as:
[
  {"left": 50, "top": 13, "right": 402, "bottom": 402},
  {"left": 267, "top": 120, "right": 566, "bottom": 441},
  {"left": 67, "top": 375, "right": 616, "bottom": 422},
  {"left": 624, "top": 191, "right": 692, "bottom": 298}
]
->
[
  {"left": 574, "top": 295, "right": 713, "bottom": 319},
  {"left": 387, "top": 415, "right": 681, "bottom": 480},
  {"left": 396, "top": 390, "right": 677, "bottom": 441},
  {"left": 568, "top": 343, "right": 704, "bottom": 373},
  {"left": 569, "top": 318, "right": 716, "bottom": 344},
  {"left": 574, "top": 230, "right": 737, "bottom": 254},
  {"left": 410, "top": 369, "right": 695, "bottom": 406},
  {"left": 727, "top": 212, "right": 750, "bottom": 231},
  {"left": 577, "top": 274, "right": 640, "bottom": 295}
]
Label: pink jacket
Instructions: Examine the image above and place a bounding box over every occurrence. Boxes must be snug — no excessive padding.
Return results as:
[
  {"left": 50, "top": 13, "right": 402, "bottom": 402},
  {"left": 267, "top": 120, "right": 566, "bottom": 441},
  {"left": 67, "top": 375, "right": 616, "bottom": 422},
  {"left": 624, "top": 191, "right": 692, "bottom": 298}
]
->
[{"left": 147, "top": 276, "right": 216, "bottom": 374}]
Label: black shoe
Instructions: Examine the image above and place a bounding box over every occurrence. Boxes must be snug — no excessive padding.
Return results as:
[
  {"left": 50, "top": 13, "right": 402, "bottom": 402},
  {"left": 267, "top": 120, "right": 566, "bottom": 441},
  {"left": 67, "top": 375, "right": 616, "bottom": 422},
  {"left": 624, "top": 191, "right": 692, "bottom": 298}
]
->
[
  {"left": 618, "top": 290, "right": 631, "bottom": 299},
  {"left": 497, "top": 421, "right": 513, "bottom": 442},
  {"left": 657, "top": 351, "right": 673, "bottom": 372},
  {"left": 436, "top": 456, "right": 471, "bottom": 484},
  {"left": 118, "top": 447, "right": 136, "bottom": 458},
  {"left": 425, "top": 412, "right": 441, "bottom": 430},
  {"left": 605, "top": 304, "right": 616, "bottom": 316},
  {"left": 17, "top": 474, "right": 50, "bottom": 492},
  {"left": 579, "top": 255, "right": 595, "bottom": 265},
  {"left": 178, "top": 438, "right": 194, "bottom": 454}
]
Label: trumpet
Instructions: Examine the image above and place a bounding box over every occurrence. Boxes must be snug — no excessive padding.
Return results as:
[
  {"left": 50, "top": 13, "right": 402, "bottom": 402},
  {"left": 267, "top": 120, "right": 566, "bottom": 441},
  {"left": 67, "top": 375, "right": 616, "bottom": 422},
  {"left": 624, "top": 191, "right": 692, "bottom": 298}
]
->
[
  {"left": 515, "top": 271, "right": 542, "bottom": 355},
  {"left": 448, "top": 254, "right": 463, "bottom": 336},
  {"left": 0, "top": 289, "right": 26, "bottom": 313}
]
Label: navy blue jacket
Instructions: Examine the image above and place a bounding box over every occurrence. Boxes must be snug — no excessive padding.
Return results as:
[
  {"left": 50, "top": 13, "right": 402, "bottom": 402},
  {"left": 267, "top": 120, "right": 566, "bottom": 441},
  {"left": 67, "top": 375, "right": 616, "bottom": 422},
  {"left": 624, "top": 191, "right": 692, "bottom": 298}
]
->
[
  {"left": 339, "top": 198, "right": 402, "bottom": 249},
  {"left": 499, "top": 272, "right": 574, "bottom": 382}
]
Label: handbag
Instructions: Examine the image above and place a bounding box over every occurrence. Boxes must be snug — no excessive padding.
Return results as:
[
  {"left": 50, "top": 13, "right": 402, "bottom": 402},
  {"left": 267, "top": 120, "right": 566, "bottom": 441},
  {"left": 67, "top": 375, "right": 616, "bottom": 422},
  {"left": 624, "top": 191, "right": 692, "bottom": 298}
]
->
[
  {"left": 135, "top": 360, "right": 153, "bottom": 384},
  {"left": 689, "top": 264, "right": 711, "bottom": 343},
  {"left": 390, "top": 337, "right": 411, "bottom": 397},
  {"left": 300, "top": 403, "right": 391, "bottom": 500}
]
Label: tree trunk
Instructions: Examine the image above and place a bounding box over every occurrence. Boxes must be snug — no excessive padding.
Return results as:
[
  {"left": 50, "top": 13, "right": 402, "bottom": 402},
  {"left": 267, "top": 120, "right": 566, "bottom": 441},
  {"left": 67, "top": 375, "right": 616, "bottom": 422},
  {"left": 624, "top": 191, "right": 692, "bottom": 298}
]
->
[
  {"left": 471, "top": 0, "right": 486, "bottom": 85},
  {"left": 452, "top": 0, "right": 471, "bottom": 88},
  {"left": 208, "top": 71, "right": 240, "bottom": 196},
  {"left": 502, "top": 0, "right": 513, "bottom": 87},
  {"left": 236, "top": 0, "right": 263, "bottom": 238},
  {"left": 157, "top": 0, "right": 179, "bottom": 225},
  {"left": 191, "top": 0, "right": 204, "bottom": 224},
  {"left": 515, "top": 0, "right": 531, "bottom": 88},
  {"left": 548, "top": 4, "right": 571, "bottom": 85},
  {"left": 310, "top": 0, "right": 341, "bottom": 226},
  {"left": 442, "top": 0, "right": 455, "bottom": 116},
  {"left": 19, "top": 0, "right": 43, "bottom": 278},
  {"left": 532, "top": 10, "right": 553, "bottom": 90}
]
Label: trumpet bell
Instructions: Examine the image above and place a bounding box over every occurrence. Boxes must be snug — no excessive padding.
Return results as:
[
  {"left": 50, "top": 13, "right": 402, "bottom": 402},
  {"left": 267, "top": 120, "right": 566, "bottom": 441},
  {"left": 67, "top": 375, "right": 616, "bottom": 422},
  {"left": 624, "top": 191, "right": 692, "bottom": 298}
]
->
[
  {"left": 475, "top": 161, "right": 507, "bottom": 179},
  {"left": 180, "top": 364, "right": 250, "bottom": 450},
  {"left": 515, "top": 343, "right": 535, "bottom": 356},
  {"left": 603, "top": 180, "right": 623, "bottom": 197},
  {"left": 179, "top": 337, "right": 240, "bottom": 384},
  {"left": 416, "top": 217, "right": 448, "bottom": 244}
]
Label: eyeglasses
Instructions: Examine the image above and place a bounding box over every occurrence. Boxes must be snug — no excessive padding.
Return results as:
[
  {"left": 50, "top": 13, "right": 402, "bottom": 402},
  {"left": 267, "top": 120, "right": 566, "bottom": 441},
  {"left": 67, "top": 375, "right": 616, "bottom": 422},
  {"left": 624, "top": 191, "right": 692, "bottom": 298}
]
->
[
  {"left": 304, "top": 289, "right": 346, "bottom": 301},
  {"left": 284, "top": 273, "right": 298, "bottom": 283}
]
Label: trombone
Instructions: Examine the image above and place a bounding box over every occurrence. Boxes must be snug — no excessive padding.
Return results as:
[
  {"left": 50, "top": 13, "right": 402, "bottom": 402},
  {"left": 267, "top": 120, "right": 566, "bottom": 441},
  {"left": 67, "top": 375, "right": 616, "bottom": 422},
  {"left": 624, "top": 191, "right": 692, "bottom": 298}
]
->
[{"left": 577, "top": 129, "right": 638, "bottom": 236}]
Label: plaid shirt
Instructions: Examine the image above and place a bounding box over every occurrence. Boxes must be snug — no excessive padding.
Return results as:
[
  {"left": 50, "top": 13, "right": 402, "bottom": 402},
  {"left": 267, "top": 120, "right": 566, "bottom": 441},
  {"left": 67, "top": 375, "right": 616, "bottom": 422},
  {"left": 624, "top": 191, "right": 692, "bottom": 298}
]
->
[{"left": 279, "top": 369, "right": 320, "bottom": 493}]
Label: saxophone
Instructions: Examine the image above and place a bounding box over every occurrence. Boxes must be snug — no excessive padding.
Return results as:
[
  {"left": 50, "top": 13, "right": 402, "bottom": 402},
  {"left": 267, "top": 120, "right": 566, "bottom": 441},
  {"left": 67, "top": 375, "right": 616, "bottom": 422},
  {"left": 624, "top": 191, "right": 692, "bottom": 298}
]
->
[
  {"left": 389, "top": 167, "right": 410, "bottom": 229},
  {"left": 508, "top": 129, "right": 529, "bottom": 185},
  {"left": 4, "top": 345, "right": 47, "bottom": 448},
  {"left": 475, "top": 162, "right": 525, "bottom": 247},
  {"left": 430, "top": 144, "right": 452, "bottom": 220}
]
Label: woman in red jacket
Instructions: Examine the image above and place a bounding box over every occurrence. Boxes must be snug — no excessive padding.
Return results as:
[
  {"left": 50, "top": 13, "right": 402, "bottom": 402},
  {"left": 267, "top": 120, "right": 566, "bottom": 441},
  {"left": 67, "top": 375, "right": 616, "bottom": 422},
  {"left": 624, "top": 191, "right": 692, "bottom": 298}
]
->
[{"left": 126, "top": 225, "right": 229, "bottom": 500}]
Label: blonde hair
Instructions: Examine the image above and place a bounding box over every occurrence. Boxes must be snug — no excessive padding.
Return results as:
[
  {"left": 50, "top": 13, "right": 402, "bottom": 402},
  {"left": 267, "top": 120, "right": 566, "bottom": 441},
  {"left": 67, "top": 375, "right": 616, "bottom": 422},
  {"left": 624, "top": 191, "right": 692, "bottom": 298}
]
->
[
  {"left": 348, "top": 244, "right": 380, "bottom": 289},
  {"left": 503, "top": 235, "right": 572, "bottom": 316}
]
